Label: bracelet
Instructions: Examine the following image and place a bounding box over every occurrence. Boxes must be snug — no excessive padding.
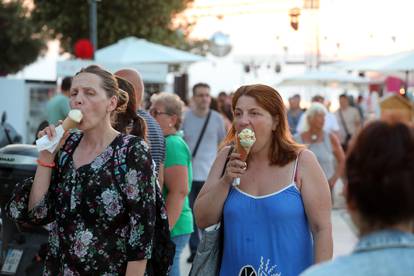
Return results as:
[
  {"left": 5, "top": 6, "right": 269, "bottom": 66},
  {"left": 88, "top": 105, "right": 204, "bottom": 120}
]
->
[{"left": 37, "top": 159, "right": 56, "bottom": 168}]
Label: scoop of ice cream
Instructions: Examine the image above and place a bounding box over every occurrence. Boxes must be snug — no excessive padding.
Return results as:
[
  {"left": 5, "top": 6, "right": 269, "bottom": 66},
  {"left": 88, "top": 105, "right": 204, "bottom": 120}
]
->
[
  {"left": 238, "top": 128, "right": 256, "bottom": 149},
  {"left": 68, "top": 109, "right": 83, "bottom": 123},
  {"left": 61, "top": 109, "right": 83, "bottom": 131}
]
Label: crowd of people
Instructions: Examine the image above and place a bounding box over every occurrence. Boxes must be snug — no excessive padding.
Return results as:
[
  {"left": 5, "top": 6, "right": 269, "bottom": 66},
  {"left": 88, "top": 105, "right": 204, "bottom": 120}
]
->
[{"left": 4, "top": 64, "right": 414, "bottom": 276}]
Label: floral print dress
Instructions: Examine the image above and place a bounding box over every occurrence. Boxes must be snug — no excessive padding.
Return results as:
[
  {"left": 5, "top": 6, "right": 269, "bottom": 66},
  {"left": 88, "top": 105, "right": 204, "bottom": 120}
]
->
[{"left": 7, "top": 133, "right": 157, "bottom": 275}]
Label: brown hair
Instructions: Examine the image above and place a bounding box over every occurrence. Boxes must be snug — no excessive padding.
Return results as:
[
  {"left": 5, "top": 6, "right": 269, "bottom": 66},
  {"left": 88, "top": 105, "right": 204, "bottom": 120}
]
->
[
  {"left": 192, "top": 82, "right": 210, "bottom": 96},
  {"left": 222, "top": 84, "right": 303, "bottom": 166},
  {"left": 114, "top": 76, "right": 147, "bottom": 139},
  {"left": 346, "top": 121, "right": 414, "bottom": 227},
  {"left": 75, "top": 65, "right": 128, "bottom": 114}
]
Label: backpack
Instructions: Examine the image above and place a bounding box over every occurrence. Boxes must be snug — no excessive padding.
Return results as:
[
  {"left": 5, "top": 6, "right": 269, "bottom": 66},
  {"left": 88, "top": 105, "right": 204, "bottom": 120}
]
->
[
  {"left": 58, "top": 133, "right": 175, "bottom": 275},
  {"left": 144, "top": 185, "right": 175, "bottom": 276}
]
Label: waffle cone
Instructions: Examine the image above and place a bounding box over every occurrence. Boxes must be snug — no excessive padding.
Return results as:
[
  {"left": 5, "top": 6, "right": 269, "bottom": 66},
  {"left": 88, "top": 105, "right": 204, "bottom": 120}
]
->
[
  {"left": 236, "top": 138, "right": 251, "bottom": 161},
  {"left": 61, "top": 117, "right": 78, "bottom": 131}
]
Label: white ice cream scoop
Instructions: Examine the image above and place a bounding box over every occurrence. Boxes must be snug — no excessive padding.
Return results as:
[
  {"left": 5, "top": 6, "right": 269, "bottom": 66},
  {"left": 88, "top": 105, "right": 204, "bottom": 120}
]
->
[{"left": 61, "top": 109, "right": 83, "bottom": 130}]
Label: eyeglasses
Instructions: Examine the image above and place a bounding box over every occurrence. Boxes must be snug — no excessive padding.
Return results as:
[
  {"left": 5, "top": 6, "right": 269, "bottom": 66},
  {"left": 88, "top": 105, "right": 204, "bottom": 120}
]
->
[{"left": 149, "top": 108, "right": 171, "bottom": 117}]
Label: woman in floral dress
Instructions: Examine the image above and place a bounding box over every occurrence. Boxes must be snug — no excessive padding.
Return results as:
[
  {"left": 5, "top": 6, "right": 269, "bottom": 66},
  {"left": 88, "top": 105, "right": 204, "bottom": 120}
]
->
[{"left": 7, "top": 65, "right": 157, "bottom": 275}]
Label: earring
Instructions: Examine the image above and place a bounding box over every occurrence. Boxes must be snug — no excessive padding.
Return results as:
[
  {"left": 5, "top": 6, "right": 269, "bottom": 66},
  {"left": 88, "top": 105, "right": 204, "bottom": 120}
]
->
[{"left": 168, "top": 123, "right": 172, "bottom": 127}]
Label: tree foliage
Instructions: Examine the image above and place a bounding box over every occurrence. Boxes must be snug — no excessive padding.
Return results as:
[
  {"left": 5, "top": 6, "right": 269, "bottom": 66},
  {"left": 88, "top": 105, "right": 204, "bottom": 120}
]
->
[
  {"left": 31, "top": 0, "right": 201, "bottom": 55},
  {"left": 0, "top": 1, "right": 46, "bottom": 75}
]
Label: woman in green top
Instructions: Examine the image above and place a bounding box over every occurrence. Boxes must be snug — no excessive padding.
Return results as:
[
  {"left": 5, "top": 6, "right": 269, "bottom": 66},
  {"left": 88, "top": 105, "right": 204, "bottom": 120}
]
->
[{"left": 149, "top": 92, "right": 194, "bottom": 276}]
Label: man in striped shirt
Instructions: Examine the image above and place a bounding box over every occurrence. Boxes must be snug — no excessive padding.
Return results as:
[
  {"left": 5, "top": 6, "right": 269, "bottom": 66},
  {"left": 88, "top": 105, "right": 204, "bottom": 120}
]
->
[{"left": 115, "top": 69, "right": 165, "bottom": 184}]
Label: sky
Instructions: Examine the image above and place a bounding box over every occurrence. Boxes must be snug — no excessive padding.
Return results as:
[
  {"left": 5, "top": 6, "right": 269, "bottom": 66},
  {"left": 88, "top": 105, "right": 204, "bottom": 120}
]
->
[
  {"left": 176, "top": 0, "right": 414, "bottom": 60},
  {"left": 13, "top": 0, "right": 414, "bottom": 101}
]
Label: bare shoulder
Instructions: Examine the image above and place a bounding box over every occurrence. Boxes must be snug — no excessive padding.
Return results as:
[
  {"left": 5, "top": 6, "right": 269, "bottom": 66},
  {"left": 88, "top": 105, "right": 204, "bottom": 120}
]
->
[
  {"left": 297, "top": 149, "right": 327, "bottom": 190},
  {"left": 298, "top": 149, "right": 318, "bottom": 165}
]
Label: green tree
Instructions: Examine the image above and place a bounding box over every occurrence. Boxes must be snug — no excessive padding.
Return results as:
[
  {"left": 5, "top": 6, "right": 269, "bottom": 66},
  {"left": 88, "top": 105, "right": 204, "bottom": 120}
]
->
[
  {"left": 31, "top": 0, "right": 202, "bottom": 55},
  {"left": 0, "top": 1, "right": 46, "bottom": 75}
]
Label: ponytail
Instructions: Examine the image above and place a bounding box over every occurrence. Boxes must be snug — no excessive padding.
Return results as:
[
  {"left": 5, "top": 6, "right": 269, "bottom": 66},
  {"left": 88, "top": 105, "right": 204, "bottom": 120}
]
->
[
  {"left": 113, "top": 75, "right": 147, "bottom": 140},
  {"left": 130, "top": 112, "right": 147, "bottom": 140}
]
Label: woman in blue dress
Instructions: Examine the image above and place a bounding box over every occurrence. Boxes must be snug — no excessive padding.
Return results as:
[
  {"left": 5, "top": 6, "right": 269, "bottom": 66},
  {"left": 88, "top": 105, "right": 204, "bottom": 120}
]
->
[{"left": 194, "top": 84, "right": 333, "bottom": 276}]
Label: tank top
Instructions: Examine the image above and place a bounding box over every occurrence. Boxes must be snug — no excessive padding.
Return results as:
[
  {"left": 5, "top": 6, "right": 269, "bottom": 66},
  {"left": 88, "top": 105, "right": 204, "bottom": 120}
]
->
[
  {"left": 295, "top": 132, "right": 335, "bottom": 180},
  {"left": 220, "top": 157, "right": 313, "bottom": 276}
]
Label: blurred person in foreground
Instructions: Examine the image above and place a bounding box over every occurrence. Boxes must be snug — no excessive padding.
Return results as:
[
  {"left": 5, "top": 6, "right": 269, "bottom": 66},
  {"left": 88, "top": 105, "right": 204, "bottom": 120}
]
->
[
  {"left": 194, "top": 84, "right": 333, "bottom": 275},
  {"left": 295, "top": 103, "right": 345, "bottom": 191},
  {"left": 150, "top": 92, "right": 193, "bottom": 276},
  {"left": 7, "top": 65, "right": 156, "bottom": 275},
  {"left": 301, "top": 121, "right": 414, "bottom": 276}
]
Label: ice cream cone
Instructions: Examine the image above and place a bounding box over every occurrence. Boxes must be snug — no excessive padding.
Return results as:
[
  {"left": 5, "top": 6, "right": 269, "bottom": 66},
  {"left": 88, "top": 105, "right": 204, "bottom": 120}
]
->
[
  {"left": 235, "top": 128, "right": 256, "bottom": 160},
  {"left": 61, "top": 117, "right": 77, "bottom": 131},
  {"left": 233, "top": 128, "right": 256, "bottom": 186},
  {"left": 61, "top": 109, "right": 83, "bottom": 131},
  {"left": 236, "top": 138, "right": 250, "bottom": 161}
]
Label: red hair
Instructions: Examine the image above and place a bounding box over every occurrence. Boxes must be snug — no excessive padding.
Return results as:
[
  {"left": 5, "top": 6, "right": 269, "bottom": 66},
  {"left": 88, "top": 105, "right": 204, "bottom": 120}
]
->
[{"left": 221, "top": 84, "right": 303, "bottom": 166}]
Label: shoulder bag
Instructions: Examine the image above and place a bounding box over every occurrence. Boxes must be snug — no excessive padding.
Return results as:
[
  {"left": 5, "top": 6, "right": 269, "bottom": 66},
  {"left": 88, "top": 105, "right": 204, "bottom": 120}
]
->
[{"left": 189, "top": 145, "right": 233, "bottom": 276}]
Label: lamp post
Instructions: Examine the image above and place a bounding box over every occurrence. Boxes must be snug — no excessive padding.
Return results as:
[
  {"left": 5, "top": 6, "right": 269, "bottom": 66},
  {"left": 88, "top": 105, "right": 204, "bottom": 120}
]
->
[{"left": 89, "top": 0, "right": 98, "bottom": 59}]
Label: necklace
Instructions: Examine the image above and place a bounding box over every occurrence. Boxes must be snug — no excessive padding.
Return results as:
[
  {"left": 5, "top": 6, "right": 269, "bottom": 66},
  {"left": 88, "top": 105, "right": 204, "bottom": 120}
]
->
[{"left": 310, "top": 134, "right": 318, "bottom": 142}]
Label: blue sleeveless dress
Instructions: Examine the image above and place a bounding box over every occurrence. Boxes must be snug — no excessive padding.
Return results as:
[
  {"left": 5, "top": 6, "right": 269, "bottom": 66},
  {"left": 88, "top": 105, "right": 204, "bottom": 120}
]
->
[{"left": 220, "top": 159, "right": 313, "bottom": 276}]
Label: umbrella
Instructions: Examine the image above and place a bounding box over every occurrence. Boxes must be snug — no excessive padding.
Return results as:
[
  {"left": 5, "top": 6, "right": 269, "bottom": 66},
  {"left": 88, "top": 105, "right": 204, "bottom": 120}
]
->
[
  {"left": 96, "top": 36, "right": 205, "bottom": 64},
  {"left": 278, "top": 70, "right": 372, "bottom": 86}
]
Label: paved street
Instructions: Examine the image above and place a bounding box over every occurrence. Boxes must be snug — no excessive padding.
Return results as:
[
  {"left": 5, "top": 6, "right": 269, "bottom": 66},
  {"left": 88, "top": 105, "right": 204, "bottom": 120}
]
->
[{"left": 179, "top": 181, "right": 358, "bottom": 275}]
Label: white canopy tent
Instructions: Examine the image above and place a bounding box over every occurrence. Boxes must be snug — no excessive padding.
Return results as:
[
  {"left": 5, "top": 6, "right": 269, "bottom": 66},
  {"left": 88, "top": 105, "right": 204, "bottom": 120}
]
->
[
  {"left": 57, "top": 60, "right": 168, "bottom": 83},
  {"left": 334, "top": 50, "right": 414, "bottom": 72},
  {"left": 57, "top": 36, "right": 205, "bottom": 82},
  {"left": 278, "top": 70, "right": 373, "bottom": 87},
  {"left": 95, "top": 36, "right": 205, "bottom": 64}
]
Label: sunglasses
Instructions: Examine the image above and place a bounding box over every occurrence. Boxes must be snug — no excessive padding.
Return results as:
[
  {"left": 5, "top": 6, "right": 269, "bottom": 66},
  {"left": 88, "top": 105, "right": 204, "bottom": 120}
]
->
[{"left": 149, "top": 108, "right": 171, "bottom": 117}]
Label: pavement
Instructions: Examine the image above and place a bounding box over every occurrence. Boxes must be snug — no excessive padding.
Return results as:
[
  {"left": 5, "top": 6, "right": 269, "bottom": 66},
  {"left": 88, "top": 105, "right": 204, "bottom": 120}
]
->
[{"left": 179, "top": 180, "right": 358, "bottom": 275}]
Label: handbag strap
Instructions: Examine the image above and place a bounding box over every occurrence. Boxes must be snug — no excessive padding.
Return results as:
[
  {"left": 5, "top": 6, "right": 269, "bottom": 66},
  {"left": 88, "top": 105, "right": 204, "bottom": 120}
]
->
[
  {"left": 192, "top": 110, "right": 211, "bottom": 158},
  {"left": 338, "top": 110, "right": 350, "bottom": 137},
  {"left": 220, "top": 145, "right": 234, "bottom": 178}
]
